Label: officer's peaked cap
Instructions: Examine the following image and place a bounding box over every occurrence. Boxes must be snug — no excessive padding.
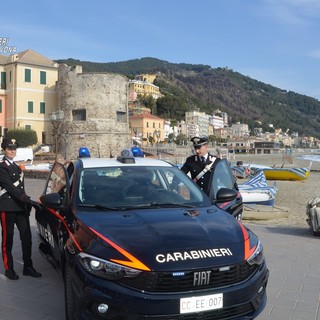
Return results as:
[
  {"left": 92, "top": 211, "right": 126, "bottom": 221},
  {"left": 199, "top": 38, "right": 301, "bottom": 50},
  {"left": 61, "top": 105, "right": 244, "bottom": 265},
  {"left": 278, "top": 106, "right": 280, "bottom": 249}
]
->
[
  {"left": 190, "top": 136, "right": 208, "bottom": 147},
  {"left": 1, "top": 138, "right": 18, "bottom": 150}
]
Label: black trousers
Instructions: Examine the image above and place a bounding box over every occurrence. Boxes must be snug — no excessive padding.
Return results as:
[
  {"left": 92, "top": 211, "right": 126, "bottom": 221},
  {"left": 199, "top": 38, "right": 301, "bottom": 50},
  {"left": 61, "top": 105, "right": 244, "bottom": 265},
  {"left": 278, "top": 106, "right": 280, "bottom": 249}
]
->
[{"left": 0, "top": 210, "right": 33, "bottom": 271}]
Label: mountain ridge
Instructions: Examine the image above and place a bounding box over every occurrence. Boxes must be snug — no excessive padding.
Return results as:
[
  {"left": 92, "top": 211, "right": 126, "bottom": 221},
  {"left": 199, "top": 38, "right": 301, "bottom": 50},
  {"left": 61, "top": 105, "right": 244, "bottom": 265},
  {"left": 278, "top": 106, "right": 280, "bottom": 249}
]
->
[{"left": 55, "top": 57, "right": 320, "bottom": 139}]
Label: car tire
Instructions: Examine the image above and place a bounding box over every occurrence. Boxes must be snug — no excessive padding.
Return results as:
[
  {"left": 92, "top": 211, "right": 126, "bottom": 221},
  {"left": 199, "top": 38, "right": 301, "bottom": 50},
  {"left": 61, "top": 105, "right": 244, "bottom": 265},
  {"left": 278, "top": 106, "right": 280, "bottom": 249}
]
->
[
  {"left": 311, "top": 222, "right": 320, "bottom": 237},
  {"left": 64, "top": 264, "right": 76, "bottom": 320}
]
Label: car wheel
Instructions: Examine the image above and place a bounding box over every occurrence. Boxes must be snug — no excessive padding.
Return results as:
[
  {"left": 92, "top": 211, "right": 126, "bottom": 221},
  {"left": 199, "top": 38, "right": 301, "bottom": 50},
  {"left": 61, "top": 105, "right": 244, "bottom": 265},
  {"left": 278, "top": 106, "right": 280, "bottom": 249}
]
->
[{"left": 64, "top": 264, "right": 76, "bottom": 320}]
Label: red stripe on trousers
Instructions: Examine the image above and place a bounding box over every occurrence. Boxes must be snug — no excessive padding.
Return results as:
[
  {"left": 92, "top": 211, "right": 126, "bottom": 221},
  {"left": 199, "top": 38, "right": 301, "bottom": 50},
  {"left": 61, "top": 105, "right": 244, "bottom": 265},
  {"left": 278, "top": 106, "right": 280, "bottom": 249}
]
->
[{"left": 0, "top": 211, "right": 9, "bottom": 270}]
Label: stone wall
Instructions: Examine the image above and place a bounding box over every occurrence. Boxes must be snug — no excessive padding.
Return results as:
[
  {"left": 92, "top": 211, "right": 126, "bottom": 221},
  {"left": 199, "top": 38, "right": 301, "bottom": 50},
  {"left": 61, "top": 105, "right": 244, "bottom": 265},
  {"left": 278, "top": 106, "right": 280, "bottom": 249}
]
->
[{"left": 56, "top": 64, "right": 130, "bottom": 159}]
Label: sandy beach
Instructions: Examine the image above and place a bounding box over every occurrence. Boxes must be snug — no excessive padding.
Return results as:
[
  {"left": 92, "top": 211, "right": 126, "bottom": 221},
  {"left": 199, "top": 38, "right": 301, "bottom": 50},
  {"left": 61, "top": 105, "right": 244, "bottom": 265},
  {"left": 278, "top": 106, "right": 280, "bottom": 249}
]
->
[{"left": 232, "top": 152, "right": 320, "bottom": 229}]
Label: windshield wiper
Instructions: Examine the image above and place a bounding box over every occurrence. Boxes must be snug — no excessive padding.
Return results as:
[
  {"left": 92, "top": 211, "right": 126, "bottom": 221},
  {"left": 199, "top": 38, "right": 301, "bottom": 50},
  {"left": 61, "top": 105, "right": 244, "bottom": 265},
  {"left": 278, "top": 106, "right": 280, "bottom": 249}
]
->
[
  {"left": 140, "top": 203, "right": 195, "bottom": 208},
  {"left": 78, "top": 204, "right": 121, "bottom": 211}
]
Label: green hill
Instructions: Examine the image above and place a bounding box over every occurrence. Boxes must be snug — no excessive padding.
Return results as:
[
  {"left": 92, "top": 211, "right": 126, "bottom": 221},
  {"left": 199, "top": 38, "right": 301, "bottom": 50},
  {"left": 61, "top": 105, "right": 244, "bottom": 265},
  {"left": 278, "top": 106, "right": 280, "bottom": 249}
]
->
[{"left": 55, "top": 57, "right": 320, "bottom": 138}]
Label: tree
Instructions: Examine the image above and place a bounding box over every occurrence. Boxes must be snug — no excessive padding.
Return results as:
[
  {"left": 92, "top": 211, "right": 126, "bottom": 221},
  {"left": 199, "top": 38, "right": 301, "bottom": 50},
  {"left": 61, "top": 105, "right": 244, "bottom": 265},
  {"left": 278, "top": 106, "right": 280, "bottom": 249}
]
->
[
  {"left": 5, "top": 129, "right": 37, "bottom": 147},
  {"left": 175, "top": 133, "right": 188, "bottom": 145},
  {"left": 137, "top": 95, "right": 157, "bottom": 114}
]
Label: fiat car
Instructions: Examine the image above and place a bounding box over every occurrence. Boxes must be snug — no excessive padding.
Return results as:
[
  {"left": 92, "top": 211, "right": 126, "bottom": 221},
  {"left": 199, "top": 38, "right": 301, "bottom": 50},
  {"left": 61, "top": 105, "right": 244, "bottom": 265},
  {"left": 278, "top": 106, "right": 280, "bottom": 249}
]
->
[{"left": 36, "top": 151, "right": 268, "bottom": 320}]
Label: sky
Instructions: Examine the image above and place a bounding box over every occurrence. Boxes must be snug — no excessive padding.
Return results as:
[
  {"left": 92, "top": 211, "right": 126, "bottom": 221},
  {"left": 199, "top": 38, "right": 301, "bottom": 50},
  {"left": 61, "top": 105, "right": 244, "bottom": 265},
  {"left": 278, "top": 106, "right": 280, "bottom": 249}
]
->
[{"left": 1, "top": 0, "right": 320, "bottom": 100}]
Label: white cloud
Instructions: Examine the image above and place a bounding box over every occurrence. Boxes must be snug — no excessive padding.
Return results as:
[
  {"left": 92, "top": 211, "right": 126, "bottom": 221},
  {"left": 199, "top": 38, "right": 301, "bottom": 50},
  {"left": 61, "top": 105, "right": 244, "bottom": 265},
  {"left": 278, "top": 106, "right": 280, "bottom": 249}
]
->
[
  {"left": 307, "top": 50, "right": 320, "bottom": 58},
  {"left": 261, "top": 0, "right": 320, "bottom": 27}
]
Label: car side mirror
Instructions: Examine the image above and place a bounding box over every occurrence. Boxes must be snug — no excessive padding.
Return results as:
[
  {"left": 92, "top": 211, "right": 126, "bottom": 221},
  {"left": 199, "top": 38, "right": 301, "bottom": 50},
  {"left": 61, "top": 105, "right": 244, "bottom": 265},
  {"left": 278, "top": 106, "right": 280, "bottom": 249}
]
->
[
  {"left": 40, "top": 193, "right": 61, "bottom": 207},
  {"left": 215, "top": 188, "right": 238, "bottom": 203}
]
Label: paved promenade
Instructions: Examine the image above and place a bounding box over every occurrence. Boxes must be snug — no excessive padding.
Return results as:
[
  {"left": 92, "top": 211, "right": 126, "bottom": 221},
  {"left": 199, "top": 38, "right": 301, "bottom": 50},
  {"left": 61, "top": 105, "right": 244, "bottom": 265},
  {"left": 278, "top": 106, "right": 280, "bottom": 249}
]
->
[{"left": 0, "top": 178, "right": 319, "bottom": 320}]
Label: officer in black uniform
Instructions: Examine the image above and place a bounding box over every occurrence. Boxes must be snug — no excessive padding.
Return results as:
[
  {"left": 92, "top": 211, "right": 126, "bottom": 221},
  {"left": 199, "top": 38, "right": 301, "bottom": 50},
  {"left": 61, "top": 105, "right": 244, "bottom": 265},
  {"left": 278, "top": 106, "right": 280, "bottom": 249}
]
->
[
  {"left": 0, "top": 138, "right": 41, "bottom": 280},
  {"left": 180, "top": 137, "right": 221, "bottom": 194}
]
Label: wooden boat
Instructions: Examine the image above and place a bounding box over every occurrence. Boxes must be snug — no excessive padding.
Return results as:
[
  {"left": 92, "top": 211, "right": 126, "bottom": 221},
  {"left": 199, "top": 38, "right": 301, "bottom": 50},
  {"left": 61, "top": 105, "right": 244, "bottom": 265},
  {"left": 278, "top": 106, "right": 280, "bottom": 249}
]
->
[{"left": 261, "top": 164, "right": 311, "bottom": 181}]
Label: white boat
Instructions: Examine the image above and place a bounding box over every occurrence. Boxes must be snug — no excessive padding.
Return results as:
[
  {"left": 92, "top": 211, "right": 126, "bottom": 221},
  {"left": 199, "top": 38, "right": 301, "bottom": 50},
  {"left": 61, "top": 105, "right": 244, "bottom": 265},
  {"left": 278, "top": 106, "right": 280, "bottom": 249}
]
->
[
  {"left": 240, "top": 188, "right": 275, "bottom": 206},
  {"left": 238, "top": 171, "right": 277, "bottom": 206}
]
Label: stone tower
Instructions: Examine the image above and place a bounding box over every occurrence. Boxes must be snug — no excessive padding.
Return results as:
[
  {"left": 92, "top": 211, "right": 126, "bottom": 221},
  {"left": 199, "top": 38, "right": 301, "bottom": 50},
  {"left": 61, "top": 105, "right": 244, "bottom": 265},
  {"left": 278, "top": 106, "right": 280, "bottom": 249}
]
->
[{"left": 56, "top": 64, "right": 129, "bottom": 159}]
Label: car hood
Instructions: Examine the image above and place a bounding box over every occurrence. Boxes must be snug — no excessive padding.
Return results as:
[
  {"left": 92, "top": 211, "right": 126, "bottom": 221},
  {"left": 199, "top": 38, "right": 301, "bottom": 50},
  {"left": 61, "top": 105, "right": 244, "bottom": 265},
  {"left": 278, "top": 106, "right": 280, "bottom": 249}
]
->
[{"left": 76, "top": 207, "right": 251, "bottom": 271}]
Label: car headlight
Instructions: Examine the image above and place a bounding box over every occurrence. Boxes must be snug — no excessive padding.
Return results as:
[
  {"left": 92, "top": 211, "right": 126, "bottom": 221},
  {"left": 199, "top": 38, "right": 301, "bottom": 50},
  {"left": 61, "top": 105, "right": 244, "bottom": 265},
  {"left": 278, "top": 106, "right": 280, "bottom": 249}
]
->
[
  {"left": 247, "top": 240, "right": 264, "bottom": 266},
  {"left": 77, "top": 252, "right": 143, "bottom": 280}
]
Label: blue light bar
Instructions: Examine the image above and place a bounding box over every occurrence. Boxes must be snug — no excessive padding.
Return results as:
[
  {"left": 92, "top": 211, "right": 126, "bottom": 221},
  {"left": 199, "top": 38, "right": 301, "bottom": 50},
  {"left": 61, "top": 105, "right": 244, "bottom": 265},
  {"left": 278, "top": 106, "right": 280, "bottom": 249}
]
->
[{"left": 79, "top": 147, "right": 91, "bottom": 158}]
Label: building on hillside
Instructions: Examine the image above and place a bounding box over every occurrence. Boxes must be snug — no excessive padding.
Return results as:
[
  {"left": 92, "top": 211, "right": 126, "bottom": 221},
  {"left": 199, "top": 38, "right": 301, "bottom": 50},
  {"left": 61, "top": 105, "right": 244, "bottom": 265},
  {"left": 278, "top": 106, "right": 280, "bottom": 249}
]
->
[
  {"left": 230, "top": 122, "right": 250, "bottom": 137},
  {"left": 128, "top": 101, "right": 152, "bottom": 116},
  {"left": 209, "top": 114, "right": 224, "bottom": 129},
  {"left": 129, "top": 113, "right": 164, "bottom": 145},
  {"left": 163, "top": 120, "right": 178, "bottom": 141},
  {"left": 185, "top": 110, "right": 209, "bottom": 138},
  {"left": 135, "top": 74, "right": 157, "bottom": 83},
  {"left": 176, "top": 120, "right": 187, "bottom": 136},
  {"left": 208, "top": 123, "right": 214, "bottom": 136},
  {"left": 0, "top": 49, "right": 58, "bottom": 144},
  {"left": 214, "top": 127, "right": 230, "bottom": 140},
  {"left": 128, "top": 74, "right": 162, "bottom": 101},
  {"left": 56, "top": 64, "right": 129, "bottom": 159}
]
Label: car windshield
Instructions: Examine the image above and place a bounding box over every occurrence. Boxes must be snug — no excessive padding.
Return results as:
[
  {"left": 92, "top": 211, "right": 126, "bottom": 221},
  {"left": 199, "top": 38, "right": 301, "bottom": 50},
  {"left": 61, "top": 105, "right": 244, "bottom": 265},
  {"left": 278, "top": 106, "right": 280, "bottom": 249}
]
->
[{"left": 76, "top": 165, "right": 210, "bottom": 209}]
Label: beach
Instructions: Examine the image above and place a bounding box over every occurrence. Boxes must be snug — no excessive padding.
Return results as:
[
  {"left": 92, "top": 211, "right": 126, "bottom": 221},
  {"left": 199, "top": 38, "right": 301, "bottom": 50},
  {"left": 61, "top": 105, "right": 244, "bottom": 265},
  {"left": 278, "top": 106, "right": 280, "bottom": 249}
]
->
[{"left": 233, "top": 152, "right": 320, "bottom": 228}]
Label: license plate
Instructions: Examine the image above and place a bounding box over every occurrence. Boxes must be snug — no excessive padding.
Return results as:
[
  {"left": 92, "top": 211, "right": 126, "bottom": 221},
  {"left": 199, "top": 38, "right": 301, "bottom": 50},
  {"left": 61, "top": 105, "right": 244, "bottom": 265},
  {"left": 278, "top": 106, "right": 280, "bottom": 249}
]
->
[{"left": 180, "top": 293, "right": 223, "bottom": 314}]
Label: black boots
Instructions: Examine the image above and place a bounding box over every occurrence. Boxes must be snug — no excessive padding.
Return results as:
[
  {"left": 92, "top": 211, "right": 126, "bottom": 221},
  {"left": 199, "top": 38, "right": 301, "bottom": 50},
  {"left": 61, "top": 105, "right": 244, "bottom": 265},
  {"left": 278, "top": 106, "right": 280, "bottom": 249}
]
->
[
  {"left": 4, "top": 266, "right": 42, "bottom": 279},
  {"left": 23, "top": 266, "right": 42, "bottom": 278},
  {"left": 5, "top": 269, "right": 19, "bottom": 280}
]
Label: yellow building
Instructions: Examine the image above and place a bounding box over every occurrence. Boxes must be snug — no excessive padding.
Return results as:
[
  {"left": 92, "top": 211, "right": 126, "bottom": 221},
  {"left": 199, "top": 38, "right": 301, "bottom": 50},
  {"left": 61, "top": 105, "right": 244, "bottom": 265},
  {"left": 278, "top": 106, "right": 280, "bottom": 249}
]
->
[
  {"left": 130, "top": 113, "right": 164, "bottom": 144},
  {"left": 0, "top": 49, "right": 58, "bottom": 144},
  {"left": 135, "top": 74, "right": 157, "bottom": 83},
  {"left": 128, "top": 73, "right": 162, "bottom": 101}
]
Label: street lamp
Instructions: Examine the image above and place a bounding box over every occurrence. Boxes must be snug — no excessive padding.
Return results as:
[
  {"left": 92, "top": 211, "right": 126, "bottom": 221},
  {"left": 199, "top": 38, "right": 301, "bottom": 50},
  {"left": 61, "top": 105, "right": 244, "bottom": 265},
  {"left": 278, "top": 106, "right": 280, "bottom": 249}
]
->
[
  {"left": 154, "top": 130, "right": 161, "bottom": 157},
  {"left": 49, "top": 110, "right": 64, "bottom": 160}
]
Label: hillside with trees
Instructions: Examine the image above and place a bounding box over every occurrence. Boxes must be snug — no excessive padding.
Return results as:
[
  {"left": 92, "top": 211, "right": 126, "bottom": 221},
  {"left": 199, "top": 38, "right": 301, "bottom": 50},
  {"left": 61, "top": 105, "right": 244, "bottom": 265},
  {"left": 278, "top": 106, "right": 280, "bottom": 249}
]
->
[{"left": 56, "top": 57, "right": 320, "bottom": 138}]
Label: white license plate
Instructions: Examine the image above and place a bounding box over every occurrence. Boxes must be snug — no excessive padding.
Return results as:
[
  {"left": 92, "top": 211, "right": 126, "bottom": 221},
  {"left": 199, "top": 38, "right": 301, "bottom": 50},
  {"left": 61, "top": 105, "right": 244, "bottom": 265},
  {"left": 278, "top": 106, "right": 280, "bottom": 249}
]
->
[{"left": 180, "top": 293, "right": 223, "bottom": 314}]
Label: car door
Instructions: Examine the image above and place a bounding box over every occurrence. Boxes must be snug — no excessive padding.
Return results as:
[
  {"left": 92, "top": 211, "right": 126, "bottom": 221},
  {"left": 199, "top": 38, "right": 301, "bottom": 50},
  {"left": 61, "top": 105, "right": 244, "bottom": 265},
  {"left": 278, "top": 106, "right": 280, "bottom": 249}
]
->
[
  {"left": 37, "top": 162, "right": 71, "bottom": 271},
  {"left": 207, "top": 159, "right": 243, "bottom": 219}
]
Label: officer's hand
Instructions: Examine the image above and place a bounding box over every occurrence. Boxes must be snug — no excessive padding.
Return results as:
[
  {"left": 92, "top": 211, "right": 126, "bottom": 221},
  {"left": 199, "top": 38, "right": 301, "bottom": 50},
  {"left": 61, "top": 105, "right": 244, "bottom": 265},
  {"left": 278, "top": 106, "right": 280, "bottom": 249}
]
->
[{"left": 28, "top": 199, "right": 42, "bottom": 211}]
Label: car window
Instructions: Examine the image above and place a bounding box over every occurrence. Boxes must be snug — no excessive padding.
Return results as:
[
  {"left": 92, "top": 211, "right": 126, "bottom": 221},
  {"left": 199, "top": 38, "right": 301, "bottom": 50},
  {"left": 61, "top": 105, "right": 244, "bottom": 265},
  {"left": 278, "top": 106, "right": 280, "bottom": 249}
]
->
[
  {"left": 45, "top": 162, "right": 68, "bottom": 203},
  {"left": 208, "top": 159, "right": 236, "bottom": 199},
  {"left": 77, "top": 165, "right": 209, "bottom": 208}
]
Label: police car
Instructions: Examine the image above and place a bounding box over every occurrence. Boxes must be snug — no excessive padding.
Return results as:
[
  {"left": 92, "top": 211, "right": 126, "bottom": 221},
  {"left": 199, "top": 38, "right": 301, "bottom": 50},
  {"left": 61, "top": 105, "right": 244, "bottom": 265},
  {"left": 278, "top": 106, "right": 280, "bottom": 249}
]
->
[{"left": 36, "top": 149, "right": 268, "bottom": 320}]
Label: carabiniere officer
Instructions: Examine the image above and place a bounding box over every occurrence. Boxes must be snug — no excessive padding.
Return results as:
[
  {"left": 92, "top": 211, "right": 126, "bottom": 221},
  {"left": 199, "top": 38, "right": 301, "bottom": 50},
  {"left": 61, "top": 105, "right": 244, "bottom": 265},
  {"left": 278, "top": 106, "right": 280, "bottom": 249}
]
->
[
  {"left": 0, "top": 138, "right": 41, "bottom": 280},
  {"left": 180, "top": 137, "right": 221, "bottom": 194}
]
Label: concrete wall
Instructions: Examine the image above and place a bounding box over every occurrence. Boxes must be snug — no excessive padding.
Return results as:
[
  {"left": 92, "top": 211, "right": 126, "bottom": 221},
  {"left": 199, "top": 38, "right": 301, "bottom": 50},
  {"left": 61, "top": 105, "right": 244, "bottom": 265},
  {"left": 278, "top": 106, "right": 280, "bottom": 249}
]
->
[{"left": 57, "top": 64, "right": 130, "bottom": 159}]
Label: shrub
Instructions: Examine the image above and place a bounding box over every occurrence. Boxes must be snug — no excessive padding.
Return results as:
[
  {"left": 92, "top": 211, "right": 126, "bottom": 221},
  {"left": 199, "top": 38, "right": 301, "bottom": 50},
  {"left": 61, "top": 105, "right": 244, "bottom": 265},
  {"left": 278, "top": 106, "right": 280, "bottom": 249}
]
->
[{"left": 5, "top": 129, "right": 38, "bottom": 148}]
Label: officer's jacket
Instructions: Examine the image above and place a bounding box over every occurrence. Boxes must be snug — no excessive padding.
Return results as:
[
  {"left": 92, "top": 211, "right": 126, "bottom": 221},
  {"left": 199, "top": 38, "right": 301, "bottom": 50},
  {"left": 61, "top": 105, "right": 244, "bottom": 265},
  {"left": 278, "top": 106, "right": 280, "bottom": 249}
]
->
[
  {"left": 0, "top": 157, "right": 28, "bottom": 212},
  {"left": 180, "top": 154, "right": 221, "bottom": 194}
]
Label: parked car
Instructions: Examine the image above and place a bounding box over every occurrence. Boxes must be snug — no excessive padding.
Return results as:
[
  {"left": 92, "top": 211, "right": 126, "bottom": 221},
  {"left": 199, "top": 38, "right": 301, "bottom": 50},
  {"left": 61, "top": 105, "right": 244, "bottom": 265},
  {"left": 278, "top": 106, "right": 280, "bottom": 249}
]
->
[{"left": 36, "top": 150, "right": 268, "bottom": 320}]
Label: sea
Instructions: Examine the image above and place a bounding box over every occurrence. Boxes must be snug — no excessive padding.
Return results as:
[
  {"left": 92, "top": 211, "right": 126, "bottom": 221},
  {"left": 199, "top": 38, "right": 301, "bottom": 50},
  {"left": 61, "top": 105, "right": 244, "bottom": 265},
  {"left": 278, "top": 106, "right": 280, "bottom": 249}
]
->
[{"left": 295, "top": 154, "right": 320, "bottom": 162}]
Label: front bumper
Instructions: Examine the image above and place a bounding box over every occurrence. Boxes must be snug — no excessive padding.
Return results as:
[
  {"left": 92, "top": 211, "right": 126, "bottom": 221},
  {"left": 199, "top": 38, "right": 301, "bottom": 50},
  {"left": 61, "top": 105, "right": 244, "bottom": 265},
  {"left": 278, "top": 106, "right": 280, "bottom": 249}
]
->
[{"left": 68, "top": 258, "right": 269, "bottom": 320}]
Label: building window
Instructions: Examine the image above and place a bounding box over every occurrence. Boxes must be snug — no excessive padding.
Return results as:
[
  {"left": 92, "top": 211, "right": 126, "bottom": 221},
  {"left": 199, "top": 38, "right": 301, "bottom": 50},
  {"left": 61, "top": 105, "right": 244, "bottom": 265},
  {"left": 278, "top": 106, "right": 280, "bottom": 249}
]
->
[
  {"left": 72, "top": 109, "right": 86, "bottom": 121},
  {"left": 0, "top": 72, "right": 6, "bottom": 89},
  {"left": 28, "top": 101, "right": 33, "bottom": 113},
  {"left": 40, "top": 102, "right": 45, "bottom": 114},
  {"left": 153, "top": 122, "right": 155, "bottom": 128},
  {"left": 147, "top": 122, "right": 149, "bottom": 128},
  {"left": 0, "top": 99, "right": 2, "bottom": 113},
  {"left": 116, "top": 111, "right": 126, "bottom": 122},
  {"left": 40, "top": 71, "right": 46, "bottom": 85},
  {"left": 25, "top": 125, "right": 31, "bottom": 130},
  {"left": 25, "top": 68, "right": 31, "bottom": 82}
]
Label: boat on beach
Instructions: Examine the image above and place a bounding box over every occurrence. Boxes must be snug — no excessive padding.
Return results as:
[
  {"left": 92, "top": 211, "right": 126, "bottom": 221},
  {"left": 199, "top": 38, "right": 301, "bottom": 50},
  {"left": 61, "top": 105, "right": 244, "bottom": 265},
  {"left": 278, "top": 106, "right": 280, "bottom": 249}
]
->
[
  {"left": 240, "top": 189, "right": 275, "bottom": 206},
  {"left": 261, "top": 164, "right": 311, "bottom": 181},
  {"left": 238, "top": 171, "right": 277, "bottom": 206}
]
